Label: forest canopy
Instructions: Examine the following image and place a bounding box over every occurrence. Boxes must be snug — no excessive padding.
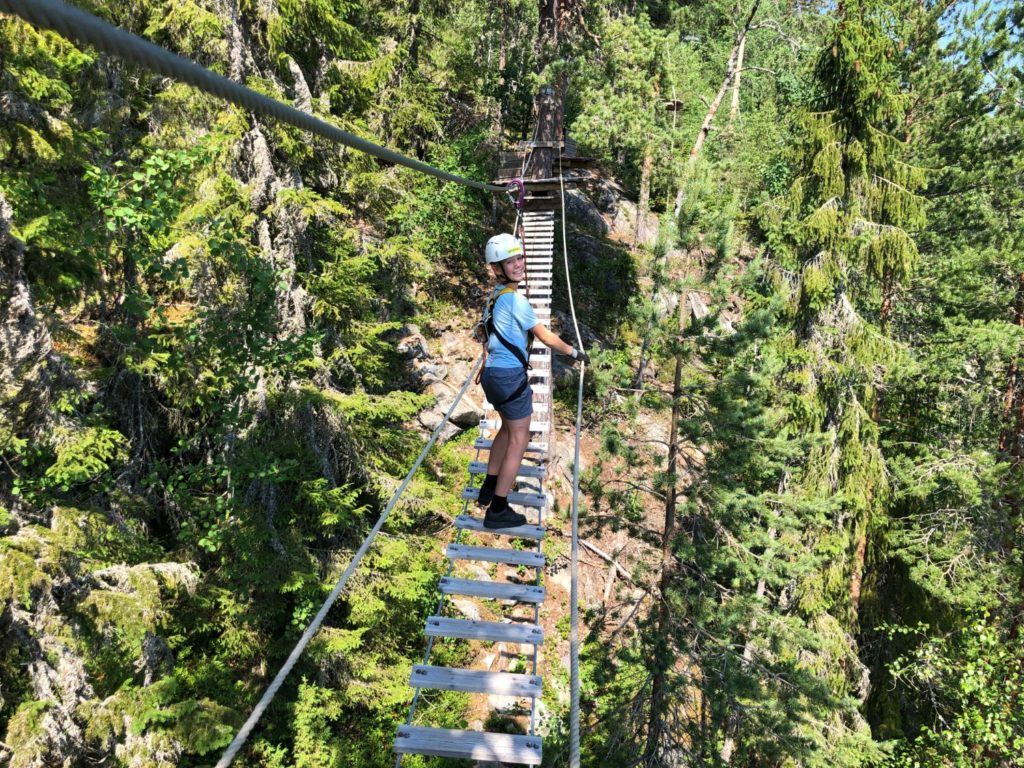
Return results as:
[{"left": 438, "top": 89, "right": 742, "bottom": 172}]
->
[{"left": 0, "top": 0, "right": 1022, "bottom": 767}]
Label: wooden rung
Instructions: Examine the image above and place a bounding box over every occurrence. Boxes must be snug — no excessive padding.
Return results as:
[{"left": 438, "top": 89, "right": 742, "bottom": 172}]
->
[
  {"left": 462, "top": 487, "right": 546, "bottom": 509},
  {"left": 439, "top": 576, "right": 545, "bottom": 603},
  {"left": 454, "top": 514, "right": 545, "bottom": 540},
  {"left": 447, "top": 544, "right": 544, "bottom": 568},
  {"left": 468, "top": 461, "right": 546, "bottom": 479},
  {"left": 394, "top": 726, "right": 542, "bottom": 765},
  {"left": 479, "top": 419, "right": 549, "bottom": 433},
  {"left": 409, "top": 665, "right": 543, "bottom": 697},
  {"left": 425, "top": 616, "right": 544, "bottom": 644},
  {"left": 475, "top": 438, "right": 547, "bottom": 454}
]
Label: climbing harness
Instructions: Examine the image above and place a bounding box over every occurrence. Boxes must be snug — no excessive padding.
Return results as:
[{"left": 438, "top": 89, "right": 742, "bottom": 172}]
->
[{"left": 473, "top": 285, "right": 535, "bottom": 407}]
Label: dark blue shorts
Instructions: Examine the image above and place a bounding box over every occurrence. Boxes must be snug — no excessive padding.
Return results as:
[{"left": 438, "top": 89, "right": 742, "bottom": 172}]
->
[{"left": 480, "top": 366, "right": 533, "bottom": 422}]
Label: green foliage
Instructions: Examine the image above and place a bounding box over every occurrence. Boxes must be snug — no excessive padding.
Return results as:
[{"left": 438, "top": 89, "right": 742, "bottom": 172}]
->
[
  {"left": 887, "top": 616, "right": 1024, "bottom": 767},
  {"left": 5, "top": 700, "right": 54, "bottom": 767},
  {"left": 42, "top": 426, "right": 128, "bottom": 491},
  {"left": 83, "top": 676, "right": 241, "bottom": 758},
  {"left": 1, "top": 0, "right": 1021, "bottom": 766}
]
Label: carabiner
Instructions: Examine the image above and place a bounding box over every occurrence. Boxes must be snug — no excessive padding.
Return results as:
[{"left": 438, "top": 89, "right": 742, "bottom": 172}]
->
[{"left": 506, "top": 178, "right": 526, "bottom": 211}]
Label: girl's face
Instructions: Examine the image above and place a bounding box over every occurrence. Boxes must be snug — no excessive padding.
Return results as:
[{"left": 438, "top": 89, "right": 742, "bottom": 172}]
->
[{"left": 500, "top": 253, "right": 526, "bottom": 282}]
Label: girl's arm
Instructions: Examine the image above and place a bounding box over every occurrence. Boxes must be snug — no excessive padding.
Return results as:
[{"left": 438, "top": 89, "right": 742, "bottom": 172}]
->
[{"left": 531, "top": 322, "right": 575, "bottom": 357}]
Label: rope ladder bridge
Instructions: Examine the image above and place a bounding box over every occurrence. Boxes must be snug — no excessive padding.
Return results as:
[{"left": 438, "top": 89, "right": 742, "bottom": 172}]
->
[
  {"left": 393, "top": 140, "right": 594, "bottom": 763},
  {"left": 0, "top": 0, "right": 596, "bottom": 764}
]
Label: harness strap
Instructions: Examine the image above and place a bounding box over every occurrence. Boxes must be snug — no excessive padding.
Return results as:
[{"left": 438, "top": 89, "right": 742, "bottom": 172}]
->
[
  {"left": 484, "top": 286, "right": 533, "bottom": 371},
  {"left": 480, "top": 286, "right": 533, "bottom": 407}
]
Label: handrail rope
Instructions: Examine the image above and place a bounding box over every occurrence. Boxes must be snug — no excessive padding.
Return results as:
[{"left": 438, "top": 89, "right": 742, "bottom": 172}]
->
[
  {"left": 215, "top": 354, "right": 484, "bottom": 768},
  {"left": 0, "top": 0, "right": 506, "bottom": 193},
  {"left": 557, "top": 141, "right": 585, "bottom": 768},
  {"left": 529, "top": 435, "right": 545, "bottom": 737}
]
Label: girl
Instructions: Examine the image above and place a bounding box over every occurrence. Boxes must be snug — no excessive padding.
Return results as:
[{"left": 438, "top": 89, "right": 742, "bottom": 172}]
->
[{"left": 477, "top": 232, "right": 588, "bottom": 528}]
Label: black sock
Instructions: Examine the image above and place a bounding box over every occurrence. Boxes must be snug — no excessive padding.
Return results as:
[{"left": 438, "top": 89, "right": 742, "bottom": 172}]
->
[{"left": 481, "top": 473, "right": 498, "bottom": 491}]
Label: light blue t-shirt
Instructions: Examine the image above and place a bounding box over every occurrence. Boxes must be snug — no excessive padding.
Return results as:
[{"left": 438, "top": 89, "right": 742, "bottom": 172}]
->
[{"left": 484, "top": 285, "right": 538, "bottom": 369}]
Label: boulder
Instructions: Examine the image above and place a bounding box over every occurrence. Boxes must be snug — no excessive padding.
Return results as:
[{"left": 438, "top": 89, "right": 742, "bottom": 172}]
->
[
  {"left": 565, "top": 189, "right": 608, "bottom": 235},
  {"left": 611, "top": 199, "right": 659, "bottom": 247},
  {"left": 411, "top": 360, "right": 448, "bottom": 386},
  {"left": 394, "top": 323, "right": 429, "bottom": 359},
  {"left": 423, "top": 380, "right": 483, "bottom": 428},
  {"left": 451, "top": 598, "right": 481, "bottom": 622},
  {"left": 591, "top": 178, "right": 628, "bottom": 214}
]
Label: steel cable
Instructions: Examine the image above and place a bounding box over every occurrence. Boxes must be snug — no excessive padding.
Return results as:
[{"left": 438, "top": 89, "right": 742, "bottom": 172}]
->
[
  {"left": 557, "top": 140, "right": 585, "bottom": 768},
  {"left": 0, "top": 0, "right": 506, "bottom": 193}
]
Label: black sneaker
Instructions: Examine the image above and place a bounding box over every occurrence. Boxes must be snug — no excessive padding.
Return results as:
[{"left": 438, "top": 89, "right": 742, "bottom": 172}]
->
[{"left": 484, "top": 504, "right": 528, "bottom": 529}]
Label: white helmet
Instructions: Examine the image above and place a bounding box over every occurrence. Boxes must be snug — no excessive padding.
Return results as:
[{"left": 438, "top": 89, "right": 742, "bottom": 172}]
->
[{"left": 484, "top": 233, "right": 524, "bottom": 264}]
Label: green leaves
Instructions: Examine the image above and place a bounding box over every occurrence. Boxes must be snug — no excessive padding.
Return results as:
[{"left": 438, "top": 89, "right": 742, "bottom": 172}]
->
[
  {"left": 888, "top": 616, "right": 1024, "bottom": 767},
  {"left": 42, "top": 426, "right": 129, "bottom": 492}
]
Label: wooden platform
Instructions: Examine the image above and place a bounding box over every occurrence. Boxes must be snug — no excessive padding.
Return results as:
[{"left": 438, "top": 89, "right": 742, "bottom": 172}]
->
[
  {"left": 424, "top": 616, "right": 544, "bottom": 644},
  {"left": 395, "top": 726, "right": 542, "bottom": 764}
]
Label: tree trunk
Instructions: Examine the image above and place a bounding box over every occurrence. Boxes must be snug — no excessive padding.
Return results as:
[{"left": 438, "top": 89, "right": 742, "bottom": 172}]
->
[
  {"left": 728, "top": 33, "right": 746, "bottom": 127},
  {"left": 528, "top": 86, "right": 561, "bottom": 180},
  {"left": 538, "top": 0, "right": 559, "bottom": 68},
  {"left": 674, "top": 0, "right": 761, "bottom": 218},
  {"left": 720, "top": 476, "right": 786, "bottom": 763},
  {"left": 645, "top": 296, "right": 687, "bottom": 761},
  {"left": 1000, "top": 272, "right": 1024, "bottom": 639},
  {"left": 636, "top": 139, "right": 654, "bottom": 246}
]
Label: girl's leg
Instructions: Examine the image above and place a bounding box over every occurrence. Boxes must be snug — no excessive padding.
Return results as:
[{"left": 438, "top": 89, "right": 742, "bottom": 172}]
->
[
  {"left": 487, "top": 421, "right": 509, "bottom": 476},
  {"left": 495, "top": 415, "right": 530, "bottom": 497}
]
